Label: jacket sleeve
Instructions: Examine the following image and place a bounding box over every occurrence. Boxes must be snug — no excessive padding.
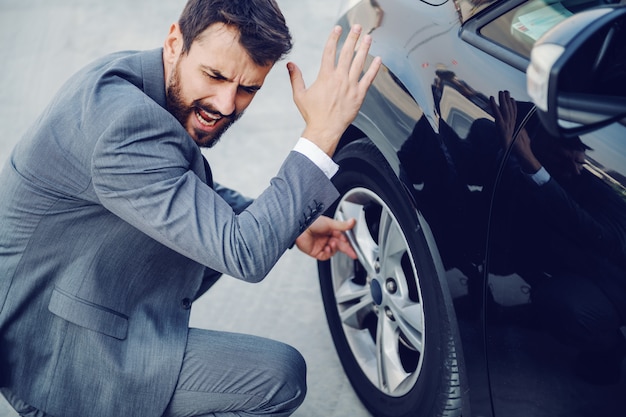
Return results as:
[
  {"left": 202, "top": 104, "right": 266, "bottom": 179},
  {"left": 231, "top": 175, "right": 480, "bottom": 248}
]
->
[
  {"left": 213, "top": 182, "right": 253, "bottom": 214},
  {"left": 522, "top": 172, "right": 626, "bottom": 264},
  {"left": 90, "top": 98, "right": 339, "bottom": 282}
]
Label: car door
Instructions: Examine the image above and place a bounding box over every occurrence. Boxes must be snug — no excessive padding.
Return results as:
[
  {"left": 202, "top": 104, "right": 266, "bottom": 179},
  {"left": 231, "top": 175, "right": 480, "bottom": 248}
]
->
[{"left": 452, "top": 0, "right": 626, "bottom": 415}]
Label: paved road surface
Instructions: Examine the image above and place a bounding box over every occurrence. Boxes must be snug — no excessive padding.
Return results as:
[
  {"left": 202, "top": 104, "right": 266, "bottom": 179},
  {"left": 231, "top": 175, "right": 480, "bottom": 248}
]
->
[{"left": 0, "top": 1, "right": 372, "bottom": 416}]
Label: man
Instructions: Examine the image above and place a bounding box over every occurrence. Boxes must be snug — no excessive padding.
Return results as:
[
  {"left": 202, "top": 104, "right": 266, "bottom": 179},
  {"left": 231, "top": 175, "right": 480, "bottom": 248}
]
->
[{"left": 0, "top": 0, "right": 381, "bottom": 416}]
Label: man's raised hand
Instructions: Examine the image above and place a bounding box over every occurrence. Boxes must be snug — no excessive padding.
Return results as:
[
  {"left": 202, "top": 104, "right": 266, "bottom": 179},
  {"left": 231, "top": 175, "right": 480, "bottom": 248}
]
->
[{"left": 287, "top": 25, "right": 382, "bottom": 156}]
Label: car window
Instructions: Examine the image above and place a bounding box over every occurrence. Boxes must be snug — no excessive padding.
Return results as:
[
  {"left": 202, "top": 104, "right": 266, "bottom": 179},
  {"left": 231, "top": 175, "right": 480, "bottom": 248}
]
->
[{"left": 480, "top": 0, "right": 625, "bottom": 58}]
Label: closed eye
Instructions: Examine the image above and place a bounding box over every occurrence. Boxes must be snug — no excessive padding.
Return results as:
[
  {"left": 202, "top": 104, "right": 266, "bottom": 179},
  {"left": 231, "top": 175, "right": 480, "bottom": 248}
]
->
[
  {"left": 203, "top": 71, "right": 226, "bottom": 81},
  {"left": 202, "top": 69, "right": 259, "bottom": 95},
  {"left": 240, "top": 86, "right": 260, "bottom": 95}
]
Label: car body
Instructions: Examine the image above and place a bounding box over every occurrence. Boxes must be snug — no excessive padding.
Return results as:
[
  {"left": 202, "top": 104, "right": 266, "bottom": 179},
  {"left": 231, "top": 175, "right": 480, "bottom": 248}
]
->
[{"left": 317, "top": 0, "right": 626, "bottom": 416}]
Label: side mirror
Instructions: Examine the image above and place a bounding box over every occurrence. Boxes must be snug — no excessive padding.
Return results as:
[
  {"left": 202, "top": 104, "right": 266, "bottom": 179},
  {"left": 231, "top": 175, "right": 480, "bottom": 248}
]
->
[{"left": 527, "top": 5, "right": 626, "bottom": 137}]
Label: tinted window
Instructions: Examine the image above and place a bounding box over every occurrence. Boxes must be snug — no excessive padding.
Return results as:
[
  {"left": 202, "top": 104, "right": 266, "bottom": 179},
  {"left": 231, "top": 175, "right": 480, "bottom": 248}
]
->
[{"left": 480, "top": 0, "right": 625, "bottom": 58}]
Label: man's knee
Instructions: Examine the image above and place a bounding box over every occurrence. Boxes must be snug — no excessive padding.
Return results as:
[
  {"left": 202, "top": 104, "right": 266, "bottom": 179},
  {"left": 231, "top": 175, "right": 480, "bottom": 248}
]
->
[
  {"left": 261, "top": 343, "right": 307, "bottom": 414},
  {"left": 164, "top": 334, "right": 307, "bottom": 417}
]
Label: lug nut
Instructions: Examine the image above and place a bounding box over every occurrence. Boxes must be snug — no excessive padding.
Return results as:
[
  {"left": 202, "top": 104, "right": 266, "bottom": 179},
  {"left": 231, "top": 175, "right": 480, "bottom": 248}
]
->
[{"left": 385, "top": 307, "right": 395, "bottom": 321}]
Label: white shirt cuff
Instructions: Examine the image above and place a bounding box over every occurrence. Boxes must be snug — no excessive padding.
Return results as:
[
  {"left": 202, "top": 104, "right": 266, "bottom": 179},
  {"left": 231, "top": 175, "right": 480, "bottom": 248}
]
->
[
  {"left": 293, "top": 137, "right": 339, "bottom": 179},
  {"left": 528, "top": 166, "right": 551, "bottom": 186}
]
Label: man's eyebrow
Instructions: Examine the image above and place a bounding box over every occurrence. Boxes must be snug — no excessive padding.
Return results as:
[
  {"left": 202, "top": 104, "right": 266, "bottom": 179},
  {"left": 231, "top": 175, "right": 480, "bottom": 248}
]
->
[
  {"left": 202, "top": 66, "right": 229, "bottom": 80},
  {"left": 201, "top": 65, "right": 262, "bottom": 91}
]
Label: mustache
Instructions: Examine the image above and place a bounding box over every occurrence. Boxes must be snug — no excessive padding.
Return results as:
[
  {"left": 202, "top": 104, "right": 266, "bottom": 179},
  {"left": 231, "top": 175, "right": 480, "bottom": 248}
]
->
[{"left": 192, "top": 100, "right": 235, "bottom": 120}]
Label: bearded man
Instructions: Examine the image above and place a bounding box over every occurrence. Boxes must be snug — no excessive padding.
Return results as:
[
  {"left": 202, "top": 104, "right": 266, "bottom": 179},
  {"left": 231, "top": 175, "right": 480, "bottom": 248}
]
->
[{"left": 0, "top": 0, "right": 381, "bottom": 416}]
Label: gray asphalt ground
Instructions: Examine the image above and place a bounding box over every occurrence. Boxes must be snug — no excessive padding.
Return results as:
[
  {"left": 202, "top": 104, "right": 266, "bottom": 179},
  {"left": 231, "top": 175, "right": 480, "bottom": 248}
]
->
[{"left": 0, "top": 1, "right": 371, "bottom": 416}]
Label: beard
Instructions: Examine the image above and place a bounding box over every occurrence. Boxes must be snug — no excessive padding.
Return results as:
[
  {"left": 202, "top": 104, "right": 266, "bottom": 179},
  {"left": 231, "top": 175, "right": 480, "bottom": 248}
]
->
[{"left": 165, "top": 63, "right": 241, "bottom": 148}]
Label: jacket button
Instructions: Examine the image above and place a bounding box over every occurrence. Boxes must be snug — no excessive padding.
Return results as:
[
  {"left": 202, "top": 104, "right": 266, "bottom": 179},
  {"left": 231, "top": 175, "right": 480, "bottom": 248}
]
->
[{"left": 181, "top": 298, "right": 192, "bottom": 310}]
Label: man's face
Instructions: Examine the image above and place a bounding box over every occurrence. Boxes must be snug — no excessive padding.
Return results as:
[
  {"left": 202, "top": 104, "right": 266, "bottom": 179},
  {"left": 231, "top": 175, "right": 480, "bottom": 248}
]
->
[
  {"left": 163, "top": 23, "right": 273, "bottom": 148},
  {"left": 542, "top": 146, "right": 587, "bottom": 181},
  {"left": 558, "top": 148, "right": 587, "bottom": 179}
]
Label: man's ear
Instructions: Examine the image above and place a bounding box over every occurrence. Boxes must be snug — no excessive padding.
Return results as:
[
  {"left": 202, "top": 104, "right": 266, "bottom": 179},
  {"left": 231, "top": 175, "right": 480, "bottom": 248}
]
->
[{"left": 163, "top": 23, "right": 183, "bottom": 66}]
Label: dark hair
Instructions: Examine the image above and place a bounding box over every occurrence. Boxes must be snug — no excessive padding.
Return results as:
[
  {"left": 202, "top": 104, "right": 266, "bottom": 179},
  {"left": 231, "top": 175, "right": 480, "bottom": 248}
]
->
[{"left": 178, "top": 0, "right": 292, "bottom": 66}]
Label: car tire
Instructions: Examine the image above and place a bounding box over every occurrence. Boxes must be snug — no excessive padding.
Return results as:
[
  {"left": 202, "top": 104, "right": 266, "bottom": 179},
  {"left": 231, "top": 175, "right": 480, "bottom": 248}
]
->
[{"left": 318, "top": 139, "right": 463, "bottom": 417}]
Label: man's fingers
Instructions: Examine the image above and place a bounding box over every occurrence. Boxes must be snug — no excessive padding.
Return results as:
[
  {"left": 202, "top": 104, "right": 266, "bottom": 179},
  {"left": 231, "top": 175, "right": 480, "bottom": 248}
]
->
[
  {"left": 337, "top": 25, "right": 363, "bottom": 73},
  {"left": 329, "top": 217, "right": 356, "bottom": 232},
  {"left": 321, "top": 26, "right": 342, "bottom": 74},
  {"left": 499, "top": 90, "right": 516, "bottom": 119},
  {"left": 358, "top": 56, "right": 382, "bottom": 93},
  {"left": 492, "top": 90, "right": 515, "bottom": 122},
  {"left": 287, "top": 62, "right": 304, "bottom": 93},
  {"left": 490, "top": 96, "right": 502, "bottom": 120},
  {"left": 335, "top": 237, "right": 358, "bottom": 259},
  {"left": 295, "top": 24, "right": 382, "bottom": 155},
  {"left": 349, "top": 34, "right": 373, "bottom": 83}
]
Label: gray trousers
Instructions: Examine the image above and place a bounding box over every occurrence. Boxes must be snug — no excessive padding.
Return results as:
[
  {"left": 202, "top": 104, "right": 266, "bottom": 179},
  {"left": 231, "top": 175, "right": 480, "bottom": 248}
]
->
[
  {"left": 2, "top": 329, "right": 307, "bottom": 417},
  {"left": 162, "top": 329, "right": 307, "bottom": 417}
]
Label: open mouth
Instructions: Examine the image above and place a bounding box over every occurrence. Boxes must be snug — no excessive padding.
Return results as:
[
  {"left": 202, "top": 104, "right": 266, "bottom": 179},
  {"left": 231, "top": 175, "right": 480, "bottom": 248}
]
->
[{"left": 195, "top": 108, "right": 221, "bottom": 127}]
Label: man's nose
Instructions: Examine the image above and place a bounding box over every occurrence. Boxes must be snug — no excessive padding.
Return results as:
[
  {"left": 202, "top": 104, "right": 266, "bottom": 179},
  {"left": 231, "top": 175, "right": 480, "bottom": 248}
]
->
[{"left": 213, "top": 84, "right": 237, "bottom": 117}]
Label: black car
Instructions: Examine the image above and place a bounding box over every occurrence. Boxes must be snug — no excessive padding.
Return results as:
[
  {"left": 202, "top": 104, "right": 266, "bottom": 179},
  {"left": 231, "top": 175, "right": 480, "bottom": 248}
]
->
[{"left": 317, "top": 1, "right": 626, "bottom": 416}]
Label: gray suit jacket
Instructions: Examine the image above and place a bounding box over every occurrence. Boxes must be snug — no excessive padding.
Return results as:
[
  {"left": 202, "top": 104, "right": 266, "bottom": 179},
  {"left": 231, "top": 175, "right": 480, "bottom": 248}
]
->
[{"left": 0, "top": 48, "right": 338, "bottom": 417}]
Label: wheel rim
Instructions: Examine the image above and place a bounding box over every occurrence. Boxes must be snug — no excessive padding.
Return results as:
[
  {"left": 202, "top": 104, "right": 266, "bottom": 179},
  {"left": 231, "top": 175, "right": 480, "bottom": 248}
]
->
[{"left": 331, "top": 187, "right": 425, "bottom": 397}]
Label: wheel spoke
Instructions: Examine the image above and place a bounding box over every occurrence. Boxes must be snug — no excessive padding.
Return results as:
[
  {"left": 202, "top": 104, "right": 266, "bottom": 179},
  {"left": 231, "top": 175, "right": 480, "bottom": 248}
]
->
[
  {"left": 376, "top": 314, "right": 410, "bottom": 393},
  {"left": 346, "top": 327, "right": 379, "bottom": 383},
  {"left": 336, "top": 200, "right": 379, "bottom": 275},
  {"left": 378, "top": 208, "right": 425, "bottom": 352},
  {"left": 378, "top": 210, "right": 406, "bottom": 262},
  {"left": 394, "top": 303, "right": 425, "bottom": 353},
  {"left": 335, "top": 279, "right": 374, "bottom": 329},
  {"left": 335, "top": 279, "right": 370, "bottom": 304}
]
